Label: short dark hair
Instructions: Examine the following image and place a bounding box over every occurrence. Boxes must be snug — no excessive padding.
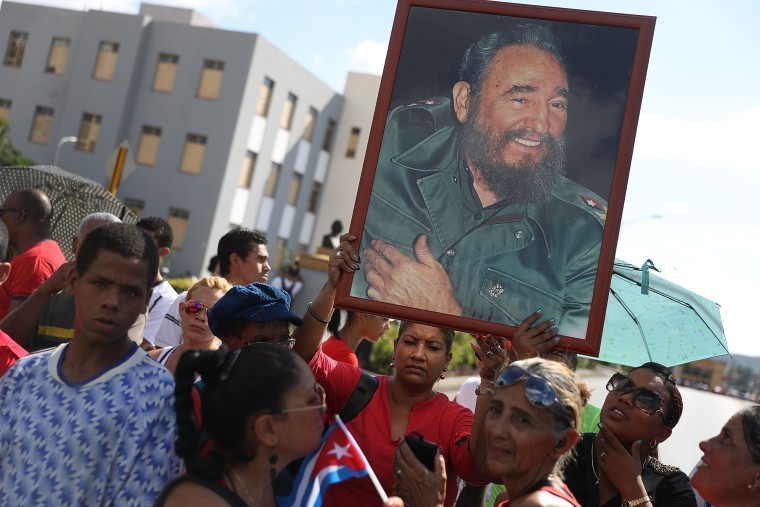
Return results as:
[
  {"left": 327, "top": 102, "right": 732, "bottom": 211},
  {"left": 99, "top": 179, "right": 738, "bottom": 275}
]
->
[
  {"left": 397, "top": 321, "right": 454, "bottom": 354},
  {"left": 136, "top": 216, "right": 174, "bottom": 249},
  {"left": 174, "top": 345, "right": 302, "bottom": 478},
  {"left": 17, "top": 188, "right": 53, "bottom": 222},
  {"left": 740, "top": 406, "right": 760, "bottom": 464},
  {"left": 217, "top": 228, "right": 268, "bottom": 277},
  {"left": 630, "top": 362, "right": 683, "bottom": 429},
  {"left": 0, "top": 221, "right": 8, "bottom": 261},
  {"left": 75, "top": 223, "right": 159, "bottom": 290},
  {"left": 459, "top": 23, "right": 566, "bottom": 102}
]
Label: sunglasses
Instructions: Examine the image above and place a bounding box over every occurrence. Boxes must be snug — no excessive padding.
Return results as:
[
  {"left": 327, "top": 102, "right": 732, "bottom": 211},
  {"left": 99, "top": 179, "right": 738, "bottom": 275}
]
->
[
  {"left": 231, "top": 333, "right": 296, "bottom": 349},
  {"left": 606, "top": 372, "right": 666, "bottom": 421},
  {"left": 280, "top": 383, "right": 327, "bottom": 414},
  {"left": 0, "top": 207, "right": 24, "bottom": 218},
  {"left": 495, "top": 365, "right": 558, "bottom": 408},
  {"left": 184, "top": 300, "right": 212, "bottom": 317}
]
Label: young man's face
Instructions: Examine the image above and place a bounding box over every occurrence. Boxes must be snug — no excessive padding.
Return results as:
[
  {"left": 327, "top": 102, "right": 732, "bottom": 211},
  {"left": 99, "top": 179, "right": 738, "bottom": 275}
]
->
[
  {"left": 67, "top": 250, "right": 151, "bottom": 346},
  {"left": 232, "top": 242, "right": 271, "bottom": 285}
]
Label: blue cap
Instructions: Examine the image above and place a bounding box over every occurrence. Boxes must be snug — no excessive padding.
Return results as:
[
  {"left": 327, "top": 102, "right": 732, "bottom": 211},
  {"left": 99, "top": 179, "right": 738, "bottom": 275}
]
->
[{"left": 208, "top": 283, "right": 303, "bottom": 337}]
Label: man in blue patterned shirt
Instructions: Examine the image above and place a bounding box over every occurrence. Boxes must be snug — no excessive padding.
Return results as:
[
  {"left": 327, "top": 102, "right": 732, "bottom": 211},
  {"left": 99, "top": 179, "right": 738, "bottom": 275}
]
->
[{"left": 0, "top": 223, "right": 180, "bottom": 506}]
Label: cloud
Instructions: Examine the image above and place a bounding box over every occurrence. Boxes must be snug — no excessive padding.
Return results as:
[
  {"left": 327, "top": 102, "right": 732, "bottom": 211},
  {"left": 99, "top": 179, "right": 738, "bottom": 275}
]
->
[
  {"left": 345, "top": 38, "right": 387, "bottom": 76},
  {"left": 635, "top": 107, "right": 760, "bottom": 172}
]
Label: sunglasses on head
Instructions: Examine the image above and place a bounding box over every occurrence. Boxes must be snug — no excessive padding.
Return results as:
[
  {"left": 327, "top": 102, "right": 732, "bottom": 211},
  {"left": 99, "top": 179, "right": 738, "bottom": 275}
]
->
[
  {"left": 606, "top": 372, "right": 666, "bottom": 421},
  {"left": 495, "top": 365, "right": 558, "bottom": 408},
  {"left": 184, "top": 300, "right": 212, "bottom": 317}
]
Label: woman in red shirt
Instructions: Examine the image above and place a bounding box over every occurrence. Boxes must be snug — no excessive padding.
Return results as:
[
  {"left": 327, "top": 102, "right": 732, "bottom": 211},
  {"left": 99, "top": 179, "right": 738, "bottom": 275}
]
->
[{"left": 322, "top": 310, "right": 390, "bottom": 366}]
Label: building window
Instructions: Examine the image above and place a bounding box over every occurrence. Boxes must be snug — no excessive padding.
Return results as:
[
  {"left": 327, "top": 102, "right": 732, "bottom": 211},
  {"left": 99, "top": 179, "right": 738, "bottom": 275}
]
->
[
  {"left": 45, "top": 37, "right": 70, "bottom": 75},
  {"left": 287, "top": 173, "right": 302, "bottom": 205},
  {"left": 308, "top": 181, "right": 322, "bottom": 213},
  {"left": 0, "top": 99, "right": 11, "bottom": 122},
  {"left": 167, "top": 207, "right": 190, "bottom": 250},
  {"left": 256, "top": 77, "right": 274, "bottom": 117},
  {"left": 136, "top": 125, "right": 162, "bottom": 166},
  {"left": 239, "top": 150, "right": 257, "bottom": 188},
  {"left": 93, "top": 41, "right": 119, "bottom": 81},
  {"left": 4, "top": 31, "right": 28, "bottom": 67},
  {"left": 303, "top": 107, "right": 318, "bottom": 141},
  {"left": 197, "top": 59, "right": 224, "bottom": 100},
  {"left": 322, "top": 118, "right": 337, "bottom": 151},
  {"left": 29, "top": 106, "right": 54, "bottom": 145},
  {"left": 346, "top": 126, "right": 362, "bottom": 158},
  {"left": 279, "top": 93, "right": 297, "bottom": 130},
  {"left": 124, "top": 197, "right": 145, "bottom": 218},
  {"left": 152, "top": 53, "right": 179, "bottom": 93},
  {"left": 75, "top": 113, "right": 102, "bottom": 152},
  {"left": 180, "top": 133, "right": 207, "bottom": 175},
  {"left": 263, "top": 162, "right": 281, "bottom": 198}
]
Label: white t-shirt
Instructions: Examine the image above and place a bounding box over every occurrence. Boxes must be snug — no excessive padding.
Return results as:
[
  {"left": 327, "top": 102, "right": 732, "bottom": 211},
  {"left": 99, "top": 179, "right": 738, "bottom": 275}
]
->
[{"left": 144, "top": 280, "right": 178, "bottom": 345}]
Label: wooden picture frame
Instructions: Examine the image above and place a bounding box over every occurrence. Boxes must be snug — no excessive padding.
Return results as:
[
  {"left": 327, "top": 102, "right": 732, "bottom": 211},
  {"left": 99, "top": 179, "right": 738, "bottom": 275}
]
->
[{"left": 336, "top": 0, "right": 655, "bottom": 357}]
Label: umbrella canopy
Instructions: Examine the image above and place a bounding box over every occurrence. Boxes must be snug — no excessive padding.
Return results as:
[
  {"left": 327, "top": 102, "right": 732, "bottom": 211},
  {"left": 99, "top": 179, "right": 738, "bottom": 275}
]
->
[
  {"left": 591, "top": 259, "right": 729, "bottom": 367},
  {"left": 0, "top": 165, "right": 138, "bottom": 259}
]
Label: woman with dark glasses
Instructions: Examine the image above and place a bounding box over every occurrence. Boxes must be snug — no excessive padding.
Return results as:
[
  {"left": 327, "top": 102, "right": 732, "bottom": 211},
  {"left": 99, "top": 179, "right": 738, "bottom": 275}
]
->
[
  {"left": 149, "top": 276, "right": 231, "bottom": 375},
  {"left": 155, "top": 344, "right": 328, "bottom": 506},
  {"left": 481, "top": 358, "right": 589, "bottom": 507},
  {"left": 563, "top": 362, "right": 696, "bottom": 506}
]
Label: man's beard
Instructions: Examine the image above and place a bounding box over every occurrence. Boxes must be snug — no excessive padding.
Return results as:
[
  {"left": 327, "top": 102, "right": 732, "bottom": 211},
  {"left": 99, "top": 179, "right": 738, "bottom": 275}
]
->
[{"left": 460, "top": 118, "right": 566, "bottom": 206}]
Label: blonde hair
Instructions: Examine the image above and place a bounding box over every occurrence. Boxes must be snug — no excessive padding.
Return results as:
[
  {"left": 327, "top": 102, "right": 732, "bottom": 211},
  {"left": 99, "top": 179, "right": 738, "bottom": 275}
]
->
[{"left": 187, "top": 276, "right": 232, "bottom": 301}]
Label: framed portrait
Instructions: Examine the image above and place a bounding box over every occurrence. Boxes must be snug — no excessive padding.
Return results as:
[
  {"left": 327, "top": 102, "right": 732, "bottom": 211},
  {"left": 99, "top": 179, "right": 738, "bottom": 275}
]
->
[{"left": 336, "top": 0, "right": 656, "bottom": 357}]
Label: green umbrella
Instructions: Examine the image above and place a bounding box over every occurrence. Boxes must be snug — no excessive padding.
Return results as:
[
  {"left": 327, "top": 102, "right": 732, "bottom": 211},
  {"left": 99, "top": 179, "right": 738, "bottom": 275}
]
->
[{"left": 591, "top": 259, "right": 729, "bottom": 367}]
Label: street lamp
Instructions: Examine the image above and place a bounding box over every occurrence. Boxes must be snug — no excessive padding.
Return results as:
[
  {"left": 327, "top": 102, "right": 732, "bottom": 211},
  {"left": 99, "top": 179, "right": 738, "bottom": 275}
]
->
[{"left": 53, "top": 136, "right": 78, "bottom": 167}]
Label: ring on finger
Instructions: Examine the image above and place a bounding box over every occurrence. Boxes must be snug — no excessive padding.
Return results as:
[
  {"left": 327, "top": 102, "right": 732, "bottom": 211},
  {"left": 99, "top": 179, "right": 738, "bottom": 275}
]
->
[
  {"left": 485, "top": 349, "right": 494, "bottom": 357},
  {"left": 338, "top": 245, "right": 343, "bottom": 251}
]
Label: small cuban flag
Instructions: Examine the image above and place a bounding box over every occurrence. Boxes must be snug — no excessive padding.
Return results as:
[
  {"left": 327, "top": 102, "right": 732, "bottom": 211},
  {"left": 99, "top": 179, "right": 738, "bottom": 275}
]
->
[{"left": 280, "top": 415, "right": 388, "bottom": 507}]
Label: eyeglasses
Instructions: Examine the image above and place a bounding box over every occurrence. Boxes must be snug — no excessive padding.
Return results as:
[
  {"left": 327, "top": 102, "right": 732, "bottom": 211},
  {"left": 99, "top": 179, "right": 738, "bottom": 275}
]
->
[
  {"left": 184, "top": 300, "right": 213, "bottom": 317},
  {"left": 0, "top": 207, "right": 24, "bottom": 218},
  {"left": 231, "top": 333, "right": 295, "bottom": 349},
  {"left": 495, "top": 365, "right": 558, "bottom": 408},
  {"left": 280, "top": 383, "right": 327, "bottom": 414},
  {"left": 606, "top": 372, "right": 666, "bottom": 421}
]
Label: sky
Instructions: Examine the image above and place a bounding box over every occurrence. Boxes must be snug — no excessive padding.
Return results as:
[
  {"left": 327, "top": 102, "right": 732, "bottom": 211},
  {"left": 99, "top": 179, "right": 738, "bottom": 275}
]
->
[{"left": 6, "top": 0, "right": 759, "bottom": 356}]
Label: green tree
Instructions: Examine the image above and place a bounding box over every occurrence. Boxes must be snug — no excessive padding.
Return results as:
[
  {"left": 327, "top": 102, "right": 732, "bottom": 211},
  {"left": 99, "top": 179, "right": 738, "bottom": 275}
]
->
[{"left": 0, "top": 118, "right": 36, "bottom": 166}]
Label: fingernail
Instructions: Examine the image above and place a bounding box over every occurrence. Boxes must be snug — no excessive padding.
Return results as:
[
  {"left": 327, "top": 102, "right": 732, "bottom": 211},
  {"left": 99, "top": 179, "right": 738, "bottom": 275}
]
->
[
  {"left": 550, "top": 317, "right": 557, "bottom": 323},
  {"left": 638, "top": 439, "right": 645, "bottom": 446},
  {"left": 352, "top": 262, "right": 360, "bottom": 269},
  {"left": 554, "top": 336, "right": 561, "bottom": 342},
  {"left": 597, "top": 422, "right": 603, "bottom": 429},
  {"left": 536, "top": 308, "right": 543, "bottom": 314},
  {"left": 352, "top": 254, "right": 359, "bottom": 262}
]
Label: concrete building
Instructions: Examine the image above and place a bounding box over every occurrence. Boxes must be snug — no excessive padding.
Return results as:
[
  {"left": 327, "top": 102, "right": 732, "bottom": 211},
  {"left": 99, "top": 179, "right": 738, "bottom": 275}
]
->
[{"left": 0, "top": 1, "right": 356, "bottom": 276}]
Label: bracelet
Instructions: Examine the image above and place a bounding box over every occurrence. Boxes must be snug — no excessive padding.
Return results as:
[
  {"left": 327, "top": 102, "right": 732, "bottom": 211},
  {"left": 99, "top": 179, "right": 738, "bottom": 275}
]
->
[
  {"left": 475, "top": 384, "right": 494, "bottom": 397},
  {"left": 307, "top": 302, "right": 331, "bottom": 324},
  {"left": 621, "top": 495, "right": 651, "bottom": 507}
]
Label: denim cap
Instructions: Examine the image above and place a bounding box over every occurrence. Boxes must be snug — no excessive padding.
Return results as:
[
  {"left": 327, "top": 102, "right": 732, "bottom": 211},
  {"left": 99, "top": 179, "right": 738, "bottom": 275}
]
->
[{"left": 208, "top": 282, "right": 303, "bottom": 337}]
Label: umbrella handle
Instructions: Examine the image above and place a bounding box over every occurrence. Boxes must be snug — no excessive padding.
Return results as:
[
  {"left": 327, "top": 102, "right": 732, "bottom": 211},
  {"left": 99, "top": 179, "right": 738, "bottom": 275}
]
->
[{"left": 640, "top": 259, "right": 660, "bottom": 295}]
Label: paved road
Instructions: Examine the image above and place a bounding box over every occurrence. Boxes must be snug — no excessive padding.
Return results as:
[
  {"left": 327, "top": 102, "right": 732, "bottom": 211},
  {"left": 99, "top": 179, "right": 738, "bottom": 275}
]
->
[{"left": 437, "top": 366, "right": 752, "bottom": 474}]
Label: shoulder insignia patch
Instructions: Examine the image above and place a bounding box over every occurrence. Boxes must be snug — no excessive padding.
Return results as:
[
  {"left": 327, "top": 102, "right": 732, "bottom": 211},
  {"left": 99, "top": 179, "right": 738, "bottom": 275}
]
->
[{"left": 579, "top": 193, "right": 607, "bottom": 222}]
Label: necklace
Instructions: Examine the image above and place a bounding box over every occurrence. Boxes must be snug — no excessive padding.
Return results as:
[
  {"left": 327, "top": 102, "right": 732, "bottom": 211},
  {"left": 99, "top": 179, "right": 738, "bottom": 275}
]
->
[
  {"left": 590, "top": 435, "right": 600, "bottom": 485},
  {"left": 229, "top": 468, "right": 260, "bottom": 507}
]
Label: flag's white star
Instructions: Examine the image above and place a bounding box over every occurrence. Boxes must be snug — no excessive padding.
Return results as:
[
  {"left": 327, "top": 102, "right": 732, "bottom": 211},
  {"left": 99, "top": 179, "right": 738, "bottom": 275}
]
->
[{"left": 327, "top": 443, "right": 352, "bottom": 460}]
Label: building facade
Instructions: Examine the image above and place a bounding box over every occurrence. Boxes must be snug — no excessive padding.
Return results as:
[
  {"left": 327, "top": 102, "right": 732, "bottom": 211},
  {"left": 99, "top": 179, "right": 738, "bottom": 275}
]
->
[{"left": 0, "top": 1, "right": 348, "bottom": 276}]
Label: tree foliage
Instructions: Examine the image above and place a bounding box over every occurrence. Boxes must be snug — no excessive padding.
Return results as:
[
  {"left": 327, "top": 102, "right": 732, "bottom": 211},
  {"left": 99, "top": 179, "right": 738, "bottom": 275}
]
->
[{"left": 0, "top": 118, "right": 36, "bottom": 166}]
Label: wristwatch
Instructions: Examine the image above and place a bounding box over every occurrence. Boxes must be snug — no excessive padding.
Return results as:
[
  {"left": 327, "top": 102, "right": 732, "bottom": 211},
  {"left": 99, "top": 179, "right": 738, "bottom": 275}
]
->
[
  {"left": 621, "top": 495, "right": 651, "bottom": 507},
  {"left": 475, "top": 384, "right": 494, "bottom": 397}
]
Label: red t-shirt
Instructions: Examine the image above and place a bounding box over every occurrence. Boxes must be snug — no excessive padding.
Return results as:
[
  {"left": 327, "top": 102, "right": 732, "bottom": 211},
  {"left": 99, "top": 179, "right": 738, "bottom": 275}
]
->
[
  {"left": 0, "top": 239, "right": 66, "bottom": 318},
  {"left": 0, "top": 329, "right": 27, "bottom": 377},
  {"left": 310, "top": 347, "right": 484, "bottom": 507},
  {"left": 321, "top": 335, "right": 359, "bottom": 366}
]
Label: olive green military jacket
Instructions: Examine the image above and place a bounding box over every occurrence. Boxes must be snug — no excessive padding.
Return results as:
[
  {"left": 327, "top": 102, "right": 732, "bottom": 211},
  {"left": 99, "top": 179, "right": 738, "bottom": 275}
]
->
[{"left": 350, "top": 98, "right": 607, "bottom": 338}]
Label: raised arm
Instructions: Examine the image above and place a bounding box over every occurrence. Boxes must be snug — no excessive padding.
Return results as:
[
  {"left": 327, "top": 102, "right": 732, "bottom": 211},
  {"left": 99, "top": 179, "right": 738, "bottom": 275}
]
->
[
  {"left": 292, "top": 233, "right": 359, "bottom": 363},
  {"left": 0, "top": 261, "right": 73, "bottom": 348}
]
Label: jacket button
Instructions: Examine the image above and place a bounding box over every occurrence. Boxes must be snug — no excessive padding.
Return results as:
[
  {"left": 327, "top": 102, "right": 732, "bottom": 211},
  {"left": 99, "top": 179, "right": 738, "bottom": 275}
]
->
[
  {"left": 446, "top": 249, "right": 456, "bottom": 256},
  {"left": 474, "top": 212, "right": 482, "bottom": 220},
  {"left": 452, "top": 176, "right": 458, "bottom": 184},
  {"left": 515, "top": 230, "right": 524, "bottom": 239}
]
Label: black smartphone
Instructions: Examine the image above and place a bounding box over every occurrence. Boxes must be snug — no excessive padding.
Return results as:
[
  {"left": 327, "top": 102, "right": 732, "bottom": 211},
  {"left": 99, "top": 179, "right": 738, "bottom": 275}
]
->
[{"left": 404, "top": 432, "right": 438, "bottom": 471}]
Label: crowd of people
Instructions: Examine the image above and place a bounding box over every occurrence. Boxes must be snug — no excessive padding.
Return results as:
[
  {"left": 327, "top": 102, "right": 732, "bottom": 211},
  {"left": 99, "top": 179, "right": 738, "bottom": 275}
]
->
[
  {"left": 0, "top": 190, "right": 756, "bottom": 507},
  {"left": 0, "top": 21, "right": 757, "bottom": 507}
]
